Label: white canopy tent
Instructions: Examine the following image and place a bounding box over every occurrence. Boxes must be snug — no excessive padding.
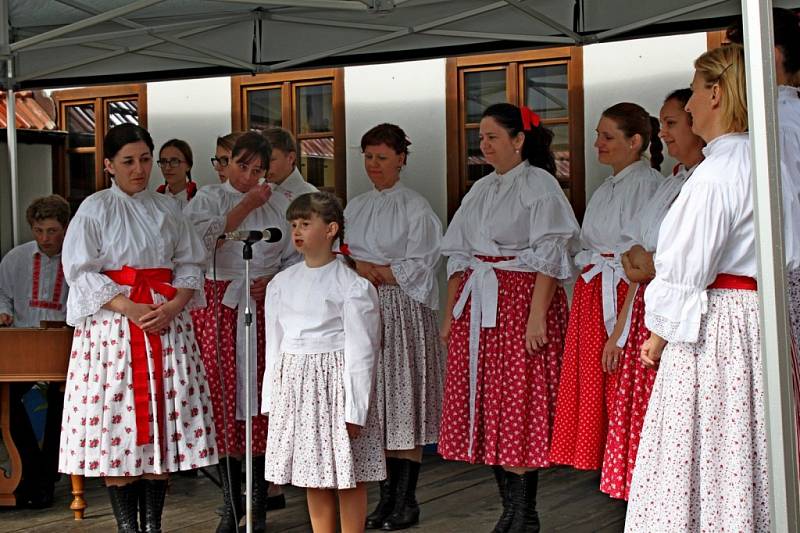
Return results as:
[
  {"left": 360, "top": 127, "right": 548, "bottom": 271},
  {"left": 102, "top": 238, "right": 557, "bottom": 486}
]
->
[{"left": 3, "top": 1, "right": 799, "bottom": 530}]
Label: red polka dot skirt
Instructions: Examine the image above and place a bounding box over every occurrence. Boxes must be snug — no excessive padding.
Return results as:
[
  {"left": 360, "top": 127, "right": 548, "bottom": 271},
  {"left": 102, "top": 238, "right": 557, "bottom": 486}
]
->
[
  {"left": 438, "top": 266, "right": 568, "bottom": 468},
  {"left": 600, "top": 284, "right": 656, "bottom": 500},
  {"left": 191, "top": 279, "right": 268, "bottom": 457},
  {"left": 548, "top": 268, "right": 628, "bottom": 470}
]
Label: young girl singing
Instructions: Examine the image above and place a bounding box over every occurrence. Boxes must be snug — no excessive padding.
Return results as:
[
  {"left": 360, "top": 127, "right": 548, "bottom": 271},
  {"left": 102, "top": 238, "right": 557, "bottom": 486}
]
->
[{"left": 261, "top": 191, "right": 385, "bottom": 533}]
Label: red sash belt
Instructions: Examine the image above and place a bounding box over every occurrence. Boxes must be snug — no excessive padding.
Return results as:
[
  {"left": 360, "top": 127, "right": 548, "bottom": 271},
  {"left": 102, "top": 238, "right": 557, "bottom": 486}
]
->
[
  {"left": 103, "top": 266, "right": 176, "bottom": 447},
  {"left": 708, "top": 273, "right": 758, "bottom": 291}
]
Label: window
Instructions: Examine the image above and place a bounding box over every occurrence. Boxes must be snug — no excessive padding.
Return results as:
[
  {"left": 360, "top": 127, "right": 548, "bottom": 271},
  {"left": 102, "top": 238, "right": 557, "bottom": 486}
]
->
[
  {"left": 52, "top": 84, "right": 146, "bottom": 213},
  {"left": 707, "top": 30, "right": 729, "bottom": 50},
  {"left": 446, "top": 47, "right": 585, "bottom": 220},
  {"left": 231, "top": 68, "right": 345, "bottom": 198}
]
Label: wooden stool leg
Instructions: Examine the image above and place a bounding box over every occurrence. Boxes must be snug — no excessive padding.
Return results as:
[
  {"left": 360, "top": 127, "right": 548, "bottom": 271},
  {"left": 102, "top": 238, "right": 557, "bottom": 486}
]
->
[
  {"left": 70, "top": 474, "right": 86, "bottom": 520},
  {"left": 0, "top": 383, "right": 22, "bottom": 506}
]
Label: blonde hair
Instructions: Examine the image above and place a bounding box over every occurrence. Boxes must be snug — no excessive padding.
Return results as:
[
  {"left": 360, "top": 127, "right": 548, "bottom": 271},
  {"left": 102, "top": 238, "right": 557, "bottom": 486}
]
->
[{"left": 694, "top": 44, "right": 748, "bottom": 133}]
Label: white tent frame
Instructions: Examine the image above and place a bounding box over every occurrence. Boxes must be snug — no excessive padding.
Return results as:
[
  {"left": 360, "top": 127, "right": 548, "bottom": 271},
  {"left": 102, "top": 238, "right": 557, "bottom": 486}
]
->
[{"left": 2, "top": 1, "right": 798, "bottom": 530}]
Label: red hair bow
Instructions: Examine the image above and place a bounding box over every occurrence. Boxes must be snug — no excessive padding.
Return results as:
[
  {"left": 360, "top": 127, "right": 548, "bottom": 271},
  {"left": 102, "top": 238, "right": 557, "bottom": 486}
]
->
[
  {"left": 520, "top": 106, "right": 541, "bottom": 131},
  {"left": 335, "top": 243, "right": 351, "bottom": 256}
]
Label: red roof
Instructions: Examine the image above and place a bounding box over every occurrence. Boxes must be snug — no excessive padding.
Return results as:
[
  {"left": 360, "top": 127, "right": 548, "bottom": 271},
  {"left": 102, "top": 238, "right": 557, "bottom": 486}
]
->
[{"left": 0, "top": 91, "right": 57, "bottom": 130}]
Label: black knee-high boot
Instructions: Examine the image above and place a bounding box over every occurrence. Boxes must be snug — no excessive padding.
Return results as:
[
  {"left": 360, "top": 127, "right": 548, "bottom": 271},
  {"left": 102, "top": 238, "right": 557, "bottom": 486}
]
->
[
  {"left": 381, "top": 459, "right": 421, "bottom": 531},
  {"left": 366, "top": 457, "right": 401, "bottom": 529},
  {"left": 506, "top": 470, "right": 540, "bottom": 533},
  {"left": 107, "top": 482, "right": 141, "bottom": 533},
  {"left": 251, "top": 456, "right": 268, "bottom": 533},
  {"left": 141, "top": 479, "right": 168, "bottom": 533},
  {"left": 217, "top": 457, "right": 242, "bottom": 533},
  {"left": 492, "top": 466, "right": 515, "bottom": 533}
]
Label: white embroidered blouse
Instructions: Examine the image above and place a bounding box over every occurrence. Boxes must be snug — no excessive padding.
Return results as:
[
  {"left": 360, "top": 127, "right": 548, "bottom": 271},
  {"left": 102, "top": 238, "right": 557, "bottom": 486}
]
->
[
  {"left": 62, "top": 181, "right": 206, "bottom": 326},
  {"left": 623, "top": 163, "right": 697, "bottom": 252},
  {"left": 0, "top": 240, "right": 68, "bottom": 327},
  {"left": 442, "top": 160, "right": 579, "bottom": 280},
  {"left": 344, "top": 181, "right": 443, "bottom": 310},
  {"left": 644, "top": 133, "right": 754, "bottom": 343},
  {"left": 779, "top": 85, "right": 800, "bottom": 270},
  {"left": 271, "top": 168, "right": 319, "bottom": 203}
]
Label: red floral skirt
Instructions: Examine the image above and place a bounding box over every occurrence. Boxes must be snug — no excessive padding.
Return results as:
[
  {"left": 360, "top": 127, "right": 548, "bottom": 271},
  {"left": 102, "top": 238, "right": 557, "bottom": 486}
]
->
[
  {"left": 191, "top": 279, "right": 268, "bottom": 456},
  {"left": 438, "top": 265, "right": 569, "bottom": 468},
  {"left": 548, "top": 269, "right": 628, "bottom": 470},
  {"left": 600, "top": 284, "right": 657, "bottom": 500}
]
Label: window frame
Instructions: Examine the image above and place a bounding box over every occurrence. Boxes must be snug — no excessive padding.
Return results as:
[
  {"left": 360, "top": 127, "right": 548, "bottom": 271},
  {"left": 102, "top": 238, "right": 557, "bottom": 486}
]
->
[
  {"left": 51, "top": 84, "right": 147, "bottom": 204},
  {"left": 446, "top": 46, "right": 585, "bottom": 220},
  {"left": 231, "top": 68, "right": 346, "bottom": 198}
]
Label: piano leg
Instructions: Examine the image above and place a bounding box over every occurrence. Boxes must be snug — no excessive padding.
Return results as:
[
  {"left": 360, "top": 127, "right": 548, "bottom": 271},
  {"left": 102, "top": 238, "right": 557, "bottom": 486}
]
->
[
  {"left": 69, "top": 474, "right": 86, "bottom": 520},
  {"left": 0, "top": 382, "right": 22, "bottom": 506}
]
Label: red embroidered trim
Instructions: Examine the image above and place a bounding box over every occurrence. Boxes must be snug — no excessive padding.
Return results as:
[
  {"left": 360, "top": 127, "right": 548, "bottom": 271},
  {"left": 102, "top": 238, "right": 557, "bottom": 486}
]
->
[{"left": 29, "top": 252, "right": 65, "bottom": 310}]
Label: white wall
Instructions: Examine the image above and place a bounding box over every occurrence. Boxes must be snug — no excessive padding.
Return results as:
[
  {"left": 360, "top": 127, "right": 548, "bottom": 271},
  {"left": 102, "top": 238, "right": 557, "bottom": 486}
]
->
[
  {"left": 582, "top": 32, "right": 707, "bottom": 196},
  {"left": 147, "top": 77, "right": 232, "bottom": 189},
  {"left": 343, "top": 59, "right": 448, "bottom": 223},
  {"left": 0, "top": 143, "right": 54, "bottom": 255}
]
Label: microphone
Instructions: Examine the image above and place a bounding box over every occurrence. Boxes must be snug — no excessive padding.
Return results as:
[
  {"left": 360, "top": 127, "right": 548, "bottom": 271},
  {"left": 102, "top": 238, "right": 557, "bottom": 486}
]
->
[{"left": 217, "top": 228, "right": 283, "bottom": 243}]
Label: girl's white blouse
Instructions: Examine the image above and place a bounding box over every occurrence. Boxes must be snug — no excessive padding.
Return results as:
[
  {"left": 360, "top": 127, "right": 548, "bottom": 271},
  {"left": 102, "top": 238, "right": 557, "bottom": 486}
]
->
[
  {"left": 344, "top": 181, "right": 443, "bottom": 309},
  {"left": 577, "top": 159, "right": 662, "bottom": 265},
  {"left": 779, "top": 85, "right": 800, "bottom": 270},
  {"left": 644, "top": 133, "right": 754, "bottom": 343},
  {"left": 261, "top": 258, "right": 381, "bottom": 426},
  {"left": 62, "top": 181, "right": 206, "bottom": 326},
  {"left": 441, "top": 160, "right": 579, "bottom": 280},
  {"left": 623, "top": 163, "right": 697, "bottom": 252}
]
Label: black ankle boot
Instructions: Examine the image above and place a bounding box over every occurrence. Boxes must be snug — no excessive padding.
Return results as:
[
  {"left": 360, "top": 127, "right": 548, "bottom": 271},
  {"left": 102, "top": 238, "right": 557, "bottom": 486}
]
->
[
  {"left": 366, "top": 457, "right": 400, "bottom": 529},
  {"left": 217, "top": 458, "right": 242, "bottom": 533},
  {"left": 506, "top": 470, "right": 540, "bottom": 533},
  {"left": 381, "top": 460, "right": 421, "bottom": 531},
  {"left": 142, "top": 479, "right": 168, "bottom": 533},
  {"left": 492, "top": 466, "right": 514, "bottom": 533},
  {"left": 251, "top": 456, "right": 267, "bottom": 533},
  {"left": 107, "top": 482, "right": 140, "bottom": 533}
]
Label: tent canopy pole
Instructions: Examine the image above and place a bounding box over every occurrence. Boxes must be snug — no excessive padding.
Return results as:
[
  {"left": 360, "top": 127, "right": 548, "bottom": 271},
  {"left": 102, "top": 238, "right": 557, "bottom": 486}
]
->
[{"left": 741, "top": 0, "right": 800, "bottom": 530}]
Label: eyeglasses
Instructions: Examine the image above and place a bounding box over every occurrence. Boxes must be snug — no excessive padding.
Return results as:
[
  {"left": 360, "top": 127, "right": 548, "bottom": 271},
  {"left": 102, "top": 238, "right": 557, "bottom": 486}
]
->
[
  {"left": 157, "top": 158, "right": 185, "bottom": 169},
  {"left": 210, "top": 156, "right": 230, "bottom": 169}
]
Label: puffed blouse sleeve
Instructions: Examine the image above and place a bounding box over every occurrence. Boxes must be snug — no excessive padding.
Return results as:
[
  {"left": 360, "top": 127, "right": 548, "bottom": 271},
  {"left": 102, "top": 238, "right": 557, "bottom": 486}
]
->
[
  {"left": 183, "top": 186, "right": 227, "bottom": 255},
  {"left": 261, "top": 279, "right": 283, "bottom": 416},
  {"left": 62, "top": 210, "right": 123, "bottom": 325},
  {"left": 170, "top": 204, "right": 207, "bottom": 309},
  {"left": 441, "top": 185, "right": 480, "bottom": 278},
  {"left": 342, "top": 275, "right": 381, "bottom": 426},
  {"left": 518, "top": 185, "right": 579, "bottom": 280},
  {"left": 389, "top": 199, "right": 443, "bottom": 309},
  {"left": 643, "top": 180, "right": 733, "bottom": 343}
]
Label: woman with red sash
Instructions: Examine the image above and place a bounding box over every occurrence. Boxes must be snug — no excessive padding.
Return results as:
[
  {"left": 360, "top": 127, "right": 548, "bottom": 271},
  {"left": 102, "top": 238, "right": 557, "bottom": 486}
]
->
[
  {"left": 439, "top": 103, "right": 579, "bottom": 532},
  {"left": 625, "top": 45, "right": 769, "bottom": 532},
  {"left": 59, "top": 124, "right": 218, "bottom": 533},
  {"left": 548, "top": 102, "right": 662, "bottom": 472},
  {"left": 599, "top": 88, "right": 705, "bottom": 500}
]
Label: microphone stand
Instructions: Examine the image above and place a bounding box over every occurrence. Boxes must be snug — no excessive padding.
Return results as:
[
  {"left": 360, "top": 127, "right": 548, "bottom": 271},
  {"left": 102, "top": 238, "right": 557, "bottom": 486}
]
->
[{"left": 242, "top": 239, "right": 254, "bottom": 533}]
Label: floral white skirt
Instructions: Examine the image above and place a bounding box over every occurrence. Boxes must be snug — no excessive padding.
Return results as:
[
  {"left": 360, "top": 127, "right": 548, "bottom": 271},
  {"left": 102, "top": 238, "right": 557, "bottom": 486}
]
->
[
  {"left": 625, "top": 289, "right": 769, "bottom": 532},
  {"left": 264, "top": 350, "right": 385, "bottom": 489},
  {"left": 59, "top": 306, "right": 218, "bottom": 476}
]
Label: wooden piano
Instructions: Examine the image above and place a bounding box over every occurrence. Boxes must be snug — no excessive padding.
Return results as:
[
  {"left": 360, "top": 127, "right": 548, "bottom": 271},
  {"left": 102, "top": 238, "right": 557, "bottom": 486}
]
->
[{"left": 0, "top": 326, "right": 87, "bottom": 519}]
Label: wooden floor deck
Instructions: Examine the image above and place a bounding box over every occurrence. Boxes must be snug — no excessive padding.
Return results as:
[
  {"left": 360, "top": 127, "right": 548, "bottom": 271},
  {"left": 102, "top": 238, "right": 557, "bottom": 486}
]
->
[{"left": 0, "top": 456, "right": 627, "bottom": 532}]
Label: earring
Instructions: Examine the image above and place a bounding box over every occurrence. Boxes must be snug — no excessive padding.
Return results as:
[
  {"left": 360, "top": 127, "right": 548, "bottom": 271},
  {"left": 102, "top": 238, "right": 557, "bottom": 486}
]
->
[{"left": 515, "top": 149, "right": 520, "bottom": 154}]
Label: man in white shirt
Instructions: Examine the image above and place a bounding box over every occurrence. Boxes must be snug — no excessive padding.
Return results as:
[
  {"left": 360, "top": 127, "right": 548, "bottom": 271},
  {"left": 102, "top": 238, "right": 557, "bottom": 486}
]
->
[
  {"left": 0, "top": 194, "right": 70, "bottom": 508},
  {"left": 264, "top": 127, "right": 319, "bottom": 202}
]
